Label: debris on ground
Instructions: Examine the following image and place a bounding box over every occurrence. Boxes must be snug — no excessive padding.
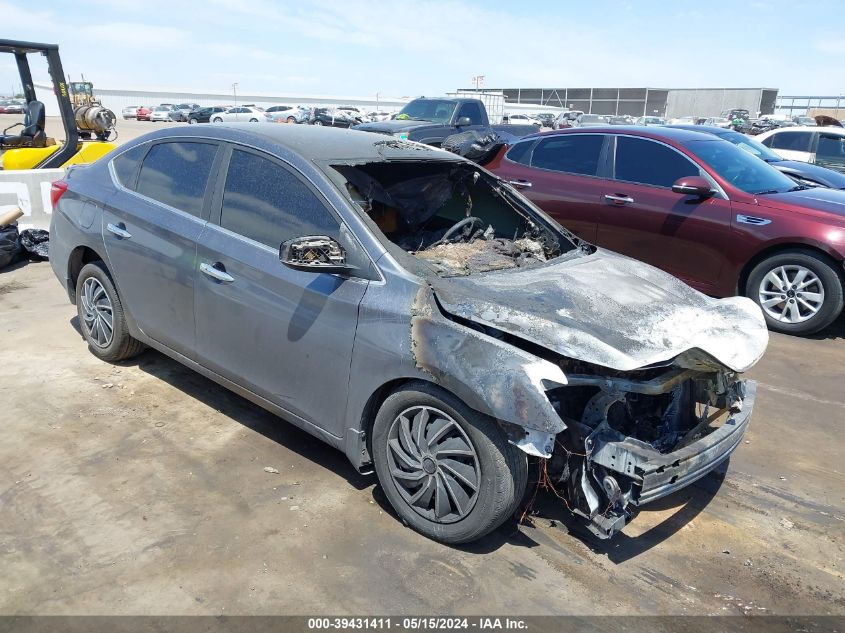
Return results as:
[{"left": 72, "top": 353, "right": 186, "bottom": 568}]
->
[
  {"left": 19, "top": 229, "right": 49, "bottom": 260},
  {"left": 779, "top": 517, "right": 795, "bottom": 530},
  {"left": 263, "top": 467, "right": 280, "bottom": 474}
]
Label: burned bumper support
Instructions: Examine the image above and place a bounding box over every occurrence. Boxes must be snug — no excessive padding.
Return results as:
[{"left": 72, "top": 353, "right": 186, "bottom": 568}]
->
[{"left": 580, "top": 381, "right": 755, "bottom": 537}]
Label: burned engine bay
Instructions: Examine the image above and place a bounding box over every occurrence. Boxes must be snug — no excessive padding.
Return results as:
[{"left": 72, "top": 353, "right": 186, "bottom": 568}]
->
[
  {"left": 538, "top": 356, "right": 750, "bottom": 538},
  {"left": 333, "top": 160, "right": 580, "bottom": 276}
]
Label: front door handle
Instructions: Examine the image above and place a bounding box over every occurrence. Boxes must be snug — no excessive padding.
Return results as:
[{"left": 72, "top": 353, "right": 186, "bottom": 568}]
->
[
  {"left": 200, "top": 262, "right": 234, "bottom": 283},
  {"left": 604, "top": 194, "right": 635, "bottom": 205},
  {"left": 106, "top": 222, "right": 132, "bottom": 239},
  {"left": 508, "top": 180, "right": 532, "bottom": 189}
]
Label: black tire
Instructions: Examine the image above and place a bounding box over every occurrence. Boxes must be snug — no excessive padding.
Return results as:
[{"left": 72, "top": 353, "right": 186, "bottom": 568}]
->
[
  {"left": 313, "top": 119, "right": 323, "bottom": 126},
  {"left": 372, "top": 381, "right": 528, "bottom": 544},
  {"left": 249, "top": 118, "right": 258, "bottom": 122},
  {"left": 746, "top": 249, "right": 844, "bottom": 336},
  {"left": 286, "top": 116, "right": 296, "bottom": 124},
  {"left": 189, "top": 118, "right": 198, "bottom": 125},
  {"left": 212, "top": 116, "right": 222, "bottom": 123},
  {"left": 76, "top": 261, "right": 145, "bottom": 362}
]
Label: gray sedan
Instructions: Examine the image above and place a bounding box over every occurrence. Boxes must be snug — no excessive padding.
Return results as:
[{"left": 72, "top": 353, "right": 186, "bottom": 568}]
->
[{"left": 49, "top": 125, "right": 767, "bottom": 544}]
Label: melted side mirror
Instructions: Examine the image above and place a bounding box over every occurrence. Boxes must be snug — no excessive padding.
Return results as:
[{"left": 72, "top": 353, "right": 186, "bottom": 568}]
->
[
  {"left": 672, "top": 176, "right": 716, "bottom": 198},
  {"left": 280, "top": 236, "right": 357, "bottom": 275}
]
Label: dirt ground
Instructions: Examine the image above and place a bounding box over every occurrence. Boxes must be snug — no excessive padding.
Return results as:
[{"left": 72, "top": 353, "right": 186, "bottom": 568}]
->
[{"left": 0, "top": 261, "right": 842, "bottom": 616}]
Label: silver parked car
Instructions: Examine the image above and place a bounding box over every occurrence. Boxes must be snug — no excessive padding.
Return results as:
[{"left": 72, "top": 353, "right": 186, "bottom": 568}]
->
[
  {"left": 121, "top": 106, "right": 140, "bottom": 119},
  {"left": 49, "top": 124, "right": 767, "bottom": 544}
]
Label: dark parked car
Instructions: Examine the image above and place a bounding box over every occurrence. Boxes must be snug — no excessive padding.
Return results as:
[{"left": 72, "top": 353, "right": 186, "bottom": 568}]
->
[
  {"left": 536, "top": 113, "right": 556, "bottom": 128},
  {"left": 309, "top": 107, "right": 356, "bottom": 127},
  {"left": 487, "top": 126, "right": 845, "bottom": 335},
  {"left": 48, "top": 124, "right": 766, "bottom": 543},
  {"left": 186, "top": 106, "right": 228, "bottom": 124},
  {"left": 670, "top": 125, "right": 845, "bottom": 189}
]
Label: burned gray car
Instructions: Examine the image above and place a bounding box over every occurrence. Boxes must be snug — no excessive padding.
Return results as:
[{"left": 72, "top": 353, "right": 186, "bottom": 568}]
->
[{"left": 49, "top": 125, "right": 768, "bottom": 544}]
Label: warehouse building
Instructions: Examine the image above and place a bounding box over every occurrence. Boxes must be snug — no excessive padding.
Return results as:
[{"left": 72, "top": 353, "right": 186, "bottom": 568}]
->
[{"left": 459, "top": 87, "right": 779, "bottom": 119}]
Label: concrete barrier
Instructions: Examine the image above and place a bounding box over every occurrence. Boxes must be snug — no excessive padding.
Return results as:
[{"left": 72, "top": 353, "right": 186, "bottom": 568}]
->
[{"left": 0, "top": 168, "right": 65, "bottom": 231}]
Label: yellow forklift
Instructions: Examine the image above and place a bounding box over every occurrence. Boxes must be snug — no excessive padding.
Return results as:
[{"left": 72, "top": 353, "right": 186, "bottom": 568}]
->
[{"left": 0, "top": 39, "right": 117, "bottom": 170}]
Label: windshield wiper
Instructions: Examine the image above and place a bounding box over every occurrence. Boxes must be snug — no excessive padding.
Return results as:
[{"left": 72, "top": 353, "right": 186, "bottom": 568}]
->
[
  {"left": 788, "top": 185, "right": 809, "bottom": 192},
  {"left": 753, "top": 190, "right": 780, "bottom": 195}
]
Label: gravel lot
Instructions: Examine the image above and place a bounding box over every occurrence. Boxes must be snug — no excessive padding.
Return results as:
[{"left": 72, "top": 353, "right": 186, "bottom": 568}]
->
[{"left": 0, "top": 260, "right": 842, "bottom": 616}]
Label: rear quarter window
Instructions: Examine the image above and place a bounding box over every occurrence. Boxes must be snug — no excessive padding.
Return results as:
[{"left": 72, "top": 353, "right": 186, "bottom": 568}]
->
[
  {"left": 505, "top": 141, "right": 535, "bottom": 165},
  {"left": 111, "top": 144, "right": 148, "bottom": 190}
]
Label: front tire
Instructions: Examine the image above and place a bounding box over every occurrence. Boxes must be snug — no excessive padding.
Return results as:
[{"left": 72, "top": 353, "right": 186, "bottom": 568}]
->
[
  {"left": 746, "top": 249, "right": 844, "bottom": 335},
  {"left": 372, "top": 382, "right": 527, "bottom": 544},
  {"left": 249, "top": 117, "right": 258, "bottom": 122},
  {"left": 76, "top": 262, "right": 145, "bottom": 362},
  {"left": 189, "top": 118, "right": 198, "bottom": 124},
  {"left": 313, "top": 119, "right": 323, "bottom": 126},
  {"left": 212, "top": 117, "right": 222, "bottom": 123}
]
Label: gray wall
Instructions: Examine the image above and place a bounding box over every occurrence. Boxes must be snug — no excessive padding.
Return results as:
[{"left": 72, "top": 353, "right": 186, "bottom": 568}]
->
[
  {"left": 664, "top": 88, "right": 773, "bottom": 118},
  {"left": 0, "top": 168, "right": 64, "bottom": 230}
]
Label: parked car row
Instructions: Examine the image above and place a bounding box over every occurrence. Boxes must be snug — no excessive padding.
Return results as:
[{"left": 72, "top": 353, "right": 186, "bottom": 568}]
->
[{"left": 0, "top": 99, "right": 25, "bottom": 114}]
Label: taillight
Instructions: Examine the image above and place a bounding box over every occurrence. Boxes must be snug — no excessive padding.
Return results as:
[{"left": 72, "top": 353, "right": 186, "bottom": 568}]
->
[{"left": 50, "top": 180, "right": 68, "bottom": 208}]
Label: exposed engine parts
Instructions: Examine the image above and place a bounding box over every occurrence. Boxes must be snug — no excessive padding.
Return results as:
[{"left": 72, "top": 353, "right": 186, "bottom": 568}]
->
[{"left": 542, "top": 363, "right": 751, "bottom": 539}]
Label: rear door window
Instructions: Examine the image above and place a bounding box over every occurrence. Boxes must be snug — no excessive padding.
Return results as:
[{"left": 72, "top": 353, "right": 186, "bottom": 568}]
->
[
  {"left": 765, "top": 131, "right": 814, "bottom": 152},
  {"left": 135, "top": 141, "right": 218, "bottom": 218},
  {"left": 530, "top": 134, "right": 604, "bottom": 176},
  {"left": 613, "top": 136, "right": 699, "bottom": 187},
  {"left": 219, "top": 148, "right": 340, "bottom": 249}
]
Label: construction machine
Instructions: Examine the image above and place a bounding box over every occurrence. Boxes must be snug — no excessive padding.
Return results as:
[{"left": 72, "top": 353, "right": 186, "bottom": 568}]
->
[{"left": 0, "top": 39, "right": 117, "bottom": 170}]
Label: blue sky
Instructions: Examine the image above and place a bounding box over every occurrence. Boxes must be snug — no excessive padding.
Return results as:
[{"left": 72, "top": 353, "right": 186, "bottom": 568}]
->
[{"left": 1, "top": 0, "right": 842, "bottom": 98}]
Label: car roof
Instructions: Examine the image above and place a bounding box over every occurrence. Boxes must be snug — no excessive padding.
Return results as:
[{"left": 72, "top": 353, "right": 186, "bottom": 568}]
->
[
  {"left": 766, "top": 126, "right": 844, "bottom": 135},
  {"left": 523, "top": 125, "right": 719, "bottom": 143},
  {"left": 125, "top": 123, "right": 459, "bottom": 163}
]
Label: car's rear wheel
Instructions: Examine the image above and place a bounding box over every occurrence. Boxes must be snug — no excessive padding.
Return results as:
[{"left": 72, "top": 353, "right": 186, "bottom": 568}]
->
[
  {"left": 746, "top": 249, "right": 844, "bottom": 335},
  {"left": 76, "top": 262, "right": 145, "bottom": 362},
  {"left": 249, "top": 118, "right": 258, "bottom": 122},
  {"left": 372, "top": 382, "right": 527, "bottom": 544}
]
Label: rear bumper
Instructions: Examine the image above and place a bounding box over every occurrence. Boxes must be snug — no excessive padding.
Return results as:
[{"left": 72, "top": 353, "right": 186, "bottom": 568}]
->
[{"left": 591, "top": 381, "right": 755, "bottom": 505}]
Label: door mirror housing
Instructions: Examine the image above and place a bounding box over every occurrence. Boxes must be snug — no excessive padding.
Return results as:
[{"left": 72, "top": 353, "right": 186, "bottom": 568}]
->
[
  {"left": 672, "top": 176, "right": 715, "bottom": 198},
  {"left": 455, "top": 116, "right": 472, "bottom": 127},
  {"left": 280, "top": 235, "right": 357, "bottom": 275}
]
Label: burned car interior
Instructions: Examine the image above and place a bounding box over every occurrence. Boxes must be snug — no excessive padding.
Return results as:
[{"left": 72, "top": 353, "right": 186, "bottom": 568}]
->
[{"left": 333, "top": 160, "right": 580, "bottom": 276}]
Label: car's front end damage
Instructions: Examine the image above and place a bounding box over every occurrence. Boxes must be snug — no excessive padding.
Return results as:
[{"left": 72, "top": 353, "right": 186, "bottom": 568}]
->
[{"left": 327, "top": 148, "right": 768, "bottom": 539}]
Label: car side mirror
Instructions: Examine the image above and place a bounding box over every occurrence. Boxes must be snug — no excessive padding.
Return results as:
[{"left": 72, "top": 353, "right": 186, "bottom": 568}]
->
[
  {"left": 672, "top": 176, "right": 715, "bottom": 198},
  {"left": 456, "top": 116, "right": 472, "bottom": 126},
  {"left": 280, "top": 236, "right": 357, "bottom": 275}
]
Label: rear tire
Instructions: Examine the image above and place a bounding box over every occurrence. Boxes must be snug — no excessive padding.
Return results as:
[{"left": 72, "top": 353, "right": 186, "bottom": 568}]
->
[
  {"left": 249, "top": 118, "right": 258, "bottom": 122},
  {"left": 372, "top": 381, "right": 527, "bottom": 544},
  {"left": 76, "top": 262, "right": 145, "bottom": 362},
  {"left": 746, "top": 249, "right": 844, "bottom": 336}
]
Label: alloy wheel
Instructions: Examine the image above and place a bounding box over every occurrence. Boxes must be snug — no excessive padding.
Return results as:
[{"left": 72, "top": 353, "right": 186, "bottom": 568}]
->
[
  {"left": 758, "top": 264, "right": 825, "bottom": 324},
  {"left": 80, "top": 277, "right": 114, "bottom": 348},
  {"left": 386, "top": 406, "right": 481, "bottom": 524}
]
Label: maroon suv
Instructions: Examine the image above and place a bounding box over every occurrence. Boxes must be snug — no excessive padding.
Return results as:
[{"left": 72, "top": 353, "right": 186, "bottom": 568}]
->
[{"left": 486, "top": 126, "right": 845, "bottom": 335}]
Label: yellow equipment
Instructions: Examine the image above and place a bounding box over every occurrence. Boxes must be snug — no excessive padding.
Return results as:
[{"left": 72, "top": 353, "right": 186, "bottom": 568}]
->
[{"left": 0, "top": 39, "right": 116, "bottom": 170}]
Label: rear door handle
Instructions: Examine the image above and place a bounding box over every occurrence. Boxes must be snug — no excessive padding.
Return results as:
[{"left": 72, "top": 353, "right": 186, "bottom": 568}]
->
[
  {"left": 106, "top": 222, "right": 132, "bottom": 239},
  {"left": 604, "top": 194, "right": 634, "bottom": 205},
  {"left": 200, "top": 262, "right": 234, "bottom": 283},
  {"left": 508, "top": 180, "right": 532, "bottom": 189}
]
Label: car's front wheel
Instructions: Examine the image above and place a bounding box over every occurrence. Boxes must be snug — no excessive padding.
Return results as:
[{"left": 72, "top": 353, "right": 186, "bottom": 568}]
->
[
  {"left": 313, "top": 119, "right": 323, "bottom": 126},
  {"left": 189, "top": 118, "right": 198, "bottom": 124},
  {"left": 372, "top": 382, "right": 527, "bottom": 544},
  {"left": 212, "top": 117, "right": 222, "bottom": 123},
  {"left": 746, "top": 249, "right": 844, "bottom": 335},
  {"left": 76, "top": 262, "right": 145, "bottom": 362}
]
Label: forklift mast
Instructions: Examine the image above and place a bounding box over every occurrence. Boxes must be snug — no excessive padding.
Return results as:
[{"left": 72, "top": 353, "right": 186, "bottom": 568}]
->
[{"left": 1, "top": 39, "right": 79, "bottom": 168}]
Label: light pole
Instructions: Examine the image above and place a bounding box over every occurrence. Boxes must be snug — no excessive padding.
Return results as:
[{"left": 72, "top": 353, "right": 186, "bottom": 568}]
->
[{"left": 232, "top": 82, "right": 238, "bottom": 107}]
